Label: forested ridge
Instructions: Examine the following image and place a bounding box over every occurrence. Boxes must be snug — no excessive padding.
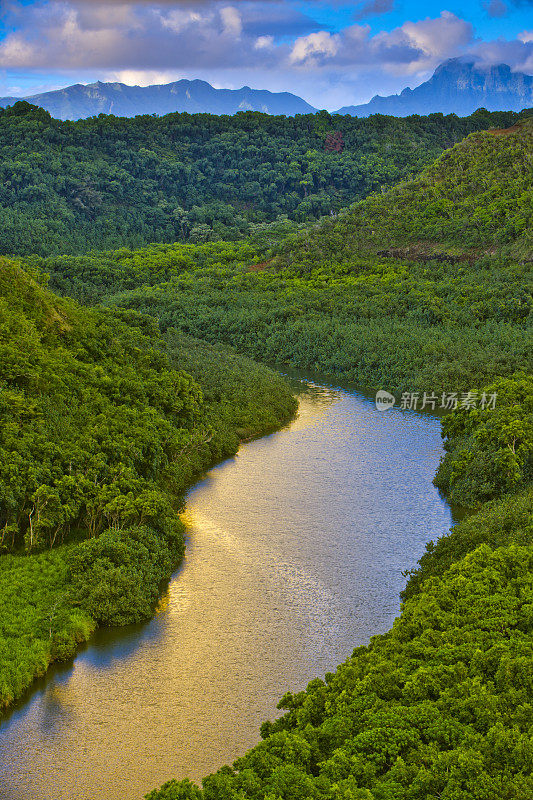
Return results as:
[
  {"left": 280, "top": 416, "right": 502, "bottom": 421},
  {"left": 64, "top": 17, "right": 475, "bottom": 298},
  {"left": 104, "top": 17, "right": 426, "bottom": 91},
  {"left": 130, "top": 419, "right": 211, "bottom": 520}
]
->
[
  {"left": 0, "top": 109, "right": 531, "bottom": 800},
  {"left": 272, "top": 118, "right": 533, "bottom": 264},
  {"left": 89, "top": 120, "right": 531, "bottom": 800},
  {"left": 0, "top": 101, "right": 531, "bottom": 256}
]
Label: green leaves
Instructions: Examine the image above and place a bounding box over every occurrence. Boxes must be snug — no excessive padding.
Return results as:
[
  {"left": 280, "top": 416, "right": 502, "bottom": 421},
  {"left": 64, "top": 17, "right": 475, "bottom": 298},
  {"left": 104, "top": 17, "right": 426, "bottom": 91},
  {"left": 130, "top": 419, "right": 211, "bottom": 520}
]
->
[
  {"left": 67, "top": 525, "right": 181, "bottom": 626},
  {"left": 436, "top": 374, "right": 533, "bottom": 507},
  {"left": 0, "top": 257, "right": 297, "bottom": 709}
]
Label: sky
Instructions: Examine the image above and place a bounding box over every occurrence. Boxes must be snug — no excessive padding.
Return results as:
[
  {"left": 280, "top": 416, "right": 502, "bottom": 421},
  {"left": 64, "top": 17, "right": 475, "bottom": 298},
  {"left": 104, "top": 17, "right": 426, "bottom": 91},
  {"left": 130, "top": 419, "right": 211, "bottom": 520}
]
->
[{"left": 0, "top": 1, "right": 532, "bottom": 109}]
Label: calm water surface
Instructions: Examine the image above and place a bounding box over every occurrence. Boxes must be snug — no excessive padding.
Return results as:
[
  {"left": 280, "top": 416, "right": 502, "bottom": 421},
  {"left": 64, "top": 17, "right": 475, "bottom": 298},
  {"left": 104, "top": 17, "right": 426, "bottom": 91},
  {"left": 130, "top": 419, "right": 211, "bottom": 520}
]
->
[{"left": 0, "top": 379, "right": 455, "bottom": 800}]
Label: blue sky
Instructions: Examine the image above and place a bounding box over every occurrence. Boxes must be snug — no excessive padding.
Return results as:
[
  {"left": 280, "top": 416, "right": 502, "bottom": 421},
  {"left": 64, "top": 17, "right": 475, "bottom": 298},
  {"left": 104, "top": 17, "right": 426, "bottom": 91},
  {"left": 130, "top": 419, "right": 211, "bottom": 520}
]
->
[{"left": 0, "top": 1, "right": 532, "bottom": 108}]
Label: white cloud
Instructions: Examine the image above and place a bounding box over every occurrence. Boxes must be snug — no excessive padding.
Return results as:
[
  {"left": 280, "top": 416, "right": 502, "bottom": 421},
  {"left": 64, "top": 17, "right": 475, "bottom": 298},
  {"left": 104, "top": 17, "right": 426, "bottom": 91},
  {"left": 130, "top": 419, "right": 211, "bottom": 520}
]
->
[
  {"left": 254, "top": 35, "right": 274, "bottom": 50},
  {"left": 0, "top": 2, "right": 531, "bottom": 110},
  {"left": 104, "top": 69, "right": 184, "bottom": 86},
  {"left": 289, "top": 12, "right": 474, "bottom": 74},
  {"left": 160, "top": 9, "right": 204, "bottom": 34},
  {"left": 0, "top": 36, "right": 36, "bottom": 68},
  {"left": 220, "top": 7, "right": 242, "bottom": 38},
  {"left": 290, "top": 32, "right": 340, "bottom": 66},
  {"left": 400, "top": 12, "right": 473, "bottom": 59}
]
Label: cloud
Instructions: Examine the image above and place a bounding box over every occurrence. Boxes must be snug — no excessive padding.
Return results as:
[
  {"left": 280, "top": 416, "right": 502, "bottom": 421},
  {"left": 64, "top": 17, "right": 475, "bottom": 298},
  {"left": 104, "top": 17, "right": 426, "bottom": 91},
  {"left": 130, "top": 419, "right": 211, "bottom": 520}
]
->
[
  {"left": 290, "top": 12, "right": 475, "bottom": 74},
  {"left": 0, "top": 2, "right": 531, "bottom": 110},
  {"left": 0, "top": 2, "right": 285, "bottom": 71},
  {"left": 220, "top": 6, "right": 242, "bottom": 37},
  {"left": 104, "top": 68, "right": 184, "bottom": 85},
  {"left": 353, "top": 0, "right": 395, "bottom": 21},
  {"left": 472, "top": 36, "right": 533, "bottom": 72},
  {"left": 485, "top": 0, "right": 508, "bottom": 17},
  {"left": 290, "top": 31, "right": 340, "bottom": 67},
  {"left": 254, "top": 35, "right": 274, "bottom": 50}
]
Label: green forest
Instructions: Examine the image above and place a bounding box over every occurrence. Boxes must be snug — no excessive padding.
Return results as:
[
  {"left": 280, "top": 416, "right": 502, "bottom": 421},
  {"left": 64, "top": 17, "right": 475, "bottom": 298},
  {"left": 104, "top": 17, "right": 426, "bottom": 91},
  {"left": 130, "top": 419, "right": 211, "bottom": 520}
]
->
[
  {"left": 35, "top": 123, "right": 532, "bottom": 394},
  {"left": 139, "top": 122, "right": 531, "bottom": 800},
  {"left": 0, "top": 258, "right": 296, "bottom": 706},
  {"left": 0, "top": 105, "right": 531, "bottom": 799},
  {"left": 0, "top": 101, "right": 530, "bottom": 256}
]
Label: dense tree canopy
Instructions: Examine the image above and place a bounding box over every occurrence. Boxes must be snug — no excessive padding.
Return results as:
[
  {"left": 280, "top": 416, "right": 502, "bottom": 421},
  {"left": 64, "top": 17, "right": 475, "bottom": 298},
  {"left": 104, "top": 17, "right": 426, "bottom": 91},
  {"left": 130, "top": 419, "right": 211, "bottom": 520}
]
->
[
  {"left": 0, "top": 108, "right": 531, "bottom": 800},
  {"left": 0, "top": 102, "right": 530, "bottom": 256},
  {"left": 273, "top": 118, "right": 533, "bottom": 268},
  {"left": 130, "top": 119, "right": 531, "bottom": 800},
  {"left": 0, "top": 257, "right": 296, "bottom": 708}
]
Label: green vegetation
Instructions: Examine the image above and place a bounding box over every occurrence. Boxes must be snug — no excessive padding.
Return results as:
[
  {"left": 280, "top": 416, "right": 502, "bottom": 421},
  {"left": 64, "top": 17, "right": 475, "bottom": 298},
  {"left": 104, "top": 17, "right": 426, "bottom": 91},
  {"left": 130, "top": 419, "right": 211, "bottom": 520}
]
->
[
  {"left": 1, "top": 101, "right": 530, "bottom": 256},
  {"left": 38, "top": 122, "right": 531, "bottom": 397},
  {"left": 139, "top": 122, "right": 531, "bottom": 799},
  {"left": 39, "top": 240, "right": 264, "bottom": 305},
  {"left": 274, "top": 118, "right": 533, "bottom": 263},
  {"left": 0, "top": 546, "right": 95, "bottom": 707},
  {"left": 0, "top": 109, "right": 531, "bottom": 799},
  {"left": 99, "top": 253, "right": 530, "bottom": 394},
  {"left": 402, "top": 485, "right": 533, "bottom": 601},
  {"left": 0, "top": 258, "right": 296, "bottom": 708},
  {"left": 434, "top": 373, "right": 533, "bottom": 507},
  {"left": 148, "top": 542, "right": 533, "bottom": 800}
]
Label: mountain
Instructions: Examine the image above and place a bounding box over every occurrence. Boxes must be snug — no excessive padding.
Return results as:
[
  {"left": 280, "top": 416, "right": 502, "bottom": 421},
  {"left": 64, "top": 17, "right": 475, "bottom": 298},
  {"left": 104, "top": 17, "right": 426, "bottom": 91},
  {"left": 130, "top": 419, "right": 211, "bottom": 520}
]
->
[
  {"left": 0, "top": 79, "right": 316, "bottom": 120},
  {"left": 335, "top": 58, "right": 533, "bottom": 117}
]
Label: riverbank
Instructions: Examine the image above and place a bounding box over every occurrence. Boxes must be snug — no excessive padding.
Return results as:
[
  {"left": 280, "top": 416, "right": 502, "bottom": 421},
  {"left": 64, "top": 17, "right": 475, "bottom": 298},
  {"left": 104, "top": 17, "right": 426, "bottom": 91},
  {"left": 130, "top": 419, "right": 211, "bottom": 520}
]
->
[
  {"left": 144, "top": 372, "right": 532, "bottom": 800},
  {"left": 0, "top": 313, "right": 297, "bottom": 711},
  {"left": 0, "top": 377, "right": 458, "bottom": 800}
]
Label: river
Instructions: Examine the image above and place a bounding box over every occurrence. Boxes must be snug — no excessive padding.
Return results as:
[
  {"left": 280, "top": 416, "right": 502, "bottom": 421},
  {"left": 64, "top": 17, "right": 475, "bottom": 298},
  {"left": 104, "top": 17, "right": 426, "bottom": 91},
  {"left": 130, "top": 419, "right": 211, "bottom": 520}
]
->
[{"left": 0, "top": 378, "right": 455, "bottom": 800}]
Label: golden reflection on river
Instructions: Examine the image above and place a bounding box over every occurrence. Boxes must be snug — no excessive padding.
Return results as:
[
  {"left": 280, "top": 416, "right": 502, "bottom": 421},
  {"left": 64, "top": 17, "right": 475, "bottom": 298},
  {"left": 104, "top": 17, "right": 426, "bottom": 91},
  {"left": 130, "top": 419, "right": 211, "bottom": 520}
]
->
[{"left": 0, "top": 381, "right": 454, "bottom": 800}]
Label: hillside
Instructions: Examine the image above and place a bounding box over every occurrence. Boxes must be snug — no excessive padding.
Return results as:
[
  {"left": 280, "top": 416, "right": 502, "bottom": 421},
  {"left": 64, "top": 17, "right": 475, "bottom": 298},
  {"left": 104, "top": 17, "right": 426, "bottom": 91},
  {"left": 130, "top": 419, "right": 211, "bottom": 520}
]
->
[
  {"left": 41, "top": 122, "right": 532, "bottom": 395},
  {"left": 0, "top": 258, "right": 296, "bottom": 707},
  {"left": 0, "top": 102, "right": 530, "bottom": 256},
  {"left": 275, "top": 117, "right": 533, "bottom": 266},
  {"left": 0, "top": 79, "right": 316, "bottom": 121},
  {"left": 2, "top": 108, "right": 531, "bottom": 800},
  {"left": 336, "top": 58, "right": 533, "bottom": 117}
]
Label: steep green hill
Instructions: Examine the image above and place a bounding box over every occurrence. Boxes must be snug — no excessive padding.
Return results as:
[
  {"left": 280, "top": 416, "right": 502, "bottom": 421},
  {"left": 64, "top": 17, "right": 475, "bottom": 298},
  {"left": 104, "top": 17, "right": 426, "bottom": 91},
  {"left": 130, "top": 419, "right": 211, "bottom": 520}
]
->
[
  {"left": 0, "top": 259, "right": 296, "bottom": 707},
  {"left": 0, "top": 102, "right": 530, "bottom": 256},
  {"left": 37, "top": 123, "right": 531, "bottom": 400},
  {"left": 275, "top": 117, "right": 533, "bottom": 267},
  {"left": 135, "top": 129, "right": 533, "bottom": 800}
]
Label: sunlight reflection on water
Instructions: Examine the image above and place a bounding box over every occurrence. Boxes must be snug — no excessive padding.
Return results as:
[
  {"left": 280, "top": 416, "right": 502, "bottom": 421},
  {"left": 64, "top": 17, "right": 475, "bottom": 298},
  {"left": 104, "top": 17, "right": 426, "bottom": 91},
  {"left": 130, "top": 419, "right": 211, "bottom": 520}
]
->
[{"left": 0, "top": 379, "right": 454, "bottom": 800}]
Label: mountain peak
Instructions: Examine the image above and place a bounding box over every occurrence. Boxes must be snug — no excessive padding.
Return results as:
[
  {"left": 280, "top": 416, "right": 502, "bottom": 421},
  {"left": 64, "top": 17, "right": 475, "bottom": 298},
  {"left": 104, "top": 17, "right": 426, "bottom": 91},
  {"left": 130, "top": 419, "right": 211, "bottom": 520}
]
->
[
  {"left": 0, "top": 79, "right": 317, "bottom": 120},
  {"left": 335, "top": 59, "right": 533, "bottom": 118}
]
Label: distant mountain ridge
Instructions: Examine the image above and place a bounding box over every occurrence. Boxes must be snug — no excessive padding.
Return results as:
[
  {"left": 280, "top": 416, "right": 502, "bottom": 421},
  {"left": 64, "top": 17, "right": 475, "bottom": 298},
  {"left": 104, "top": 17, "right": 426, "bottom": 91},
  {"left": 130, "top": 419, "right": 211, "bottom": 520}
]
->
[
  {"left": 335, "top": 58, "right": 533, "bottom": 117},
  {"left": 1, "top": 58, "right": 532, "bottom": 121},
  {"left": 0, "top": 79, "right": 316, "bottom": 120}
]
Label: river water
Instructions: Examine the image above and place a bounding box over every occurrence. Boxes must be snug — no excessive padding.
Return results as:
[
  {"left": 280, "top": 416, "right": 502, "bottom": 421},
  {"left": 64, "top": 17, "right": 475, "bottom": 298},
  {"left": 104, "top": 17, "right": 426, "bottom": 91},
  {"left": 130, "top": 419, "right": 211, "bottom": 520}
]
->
[{"left": 0, "top": 379, "right": 455, "bottom": 800}]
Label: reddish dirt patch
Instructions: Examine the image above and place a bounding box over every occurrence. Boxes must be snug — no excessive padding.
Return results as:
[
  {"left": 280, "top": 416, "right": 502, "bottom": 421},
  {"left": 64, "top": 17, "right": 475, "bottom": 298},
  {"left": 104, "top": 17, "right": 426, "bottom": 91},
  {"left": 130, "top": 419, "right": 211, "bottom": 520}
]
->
[
  {"left": 489, "top": 123, "right": 523, "bottom": 137},
  {"left": 248, "top": 259, "right": 273, "bottom": 272}
]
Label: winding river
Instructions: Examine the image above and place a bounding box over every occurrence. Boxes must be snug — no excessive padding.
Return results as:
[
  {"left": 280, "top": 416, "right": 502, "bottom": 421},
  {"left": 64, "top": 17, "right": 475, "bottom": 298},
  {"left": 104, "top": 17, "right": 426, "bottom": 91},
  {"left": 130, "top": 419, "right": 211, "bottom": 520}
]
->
[{"left": 0, "top": 378, "right": 456, "bottom": 800}]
